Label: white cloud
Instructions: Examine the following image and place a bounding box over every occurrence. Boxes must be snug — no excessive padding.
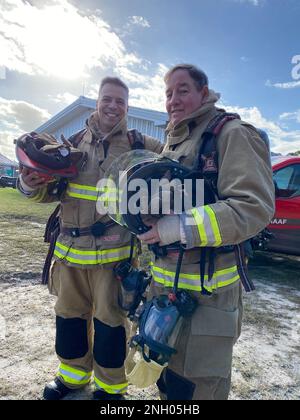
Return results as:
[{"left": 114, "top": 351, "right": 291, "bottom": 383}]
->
[
  {"left": 128, "top": 16, "right": 151, "bottom": 28},
  {"left": 116, "top": 67, "right": 149, "bottom": 85},
  {"left": 0, "top": 97, "right": 50, "bottom": 132},
  {"left": 223, "top": 104, "right": 300, "bottom": 154},
  {"left": 128, "top": 63, "right": 168, "bottom": 112},
  {"left": 86, "top": 84, "right": 99, "bottom": 100},
  {"left": 266, "top": 79, "right": 300, "bottom": 89},
  {"left": 49, "top": 92, "right": 78, "bottom": 105},
  {"left": 280, "top": 110, "right": 300, "bottom": 124},
  {"left": 0, "top": 0, "right": 141, "bottom": 80},
  {"left": 0, "top": 97, "right": 50, "bottom": 159},
  {"left": 231, "top": 0, "right": 262, "bottom": 6}
]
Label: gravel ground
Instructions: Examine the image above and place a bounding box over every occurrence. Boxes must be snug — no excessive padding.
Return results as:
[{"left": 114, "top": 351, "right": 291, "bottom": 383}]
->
[{"left": 0, "top": 215, "right": 299, "bottom": 400}]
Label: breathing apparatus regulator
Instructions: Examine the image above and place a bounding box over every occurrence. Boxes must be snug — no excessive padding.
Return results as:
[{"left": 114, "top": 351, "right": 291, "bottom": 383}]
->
[{"left": 114, "top": 237, "right": 152, "bottom": 320}]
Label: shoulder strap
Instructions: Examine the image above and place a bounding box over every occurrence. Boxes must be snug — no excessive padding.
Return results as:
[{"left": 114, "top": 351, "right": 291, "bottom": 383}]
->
[
  {"left": 197, "top": 112, "right": 240, "bottom": 177},
  {"left": 42, "top": 204, "right": 61, "bottom": 285},
  {"left": 196, "top": 112, "right": 255, "bottom": 293},
  {"left": 127, "top": 129, "right": 145, "bottom": 150}
]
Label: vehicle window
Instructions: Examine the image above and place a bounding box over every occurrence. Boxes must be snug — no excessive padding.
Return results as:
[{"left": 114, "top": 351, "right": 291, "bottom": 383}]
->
[
  {"left": 274, "top": 164, "right": 300, "bottom": 197},
  {"left": 289, "top": 164, "right": 300, "bottom": 197},
  {"left": 273, "top": 166, "right": 294, "bottom": 189}
]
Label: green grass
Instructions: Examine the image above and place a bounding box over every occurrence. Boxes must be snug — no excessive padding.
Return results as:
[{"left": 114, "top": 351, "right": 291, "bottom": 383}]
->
[
  {"left": 0, "top": 189, "right": 56, "bottom": 282},
  {"left": 0, "top": 188, "right": 56, "bottom": 222}
]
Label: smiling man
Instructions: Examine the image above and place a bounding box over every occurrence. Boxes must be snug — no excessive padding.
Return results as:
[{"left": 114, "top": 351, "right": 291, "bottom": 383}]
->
[
  {"left": 96, "top": 80, "right": 129, "bottom": 134},
  {"left": 138, "top": 64, "right": 275, "bottom": 400},
  {"left": 18, "top": 76, "right": 162, "bottom": 400}
]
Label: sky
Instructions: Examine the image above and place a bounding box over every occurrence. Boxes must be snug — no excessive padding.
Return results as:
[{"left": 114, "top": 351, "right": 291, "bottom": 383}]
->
[{"left": 0, "top": 0, "right": 299, "bottom": 160}]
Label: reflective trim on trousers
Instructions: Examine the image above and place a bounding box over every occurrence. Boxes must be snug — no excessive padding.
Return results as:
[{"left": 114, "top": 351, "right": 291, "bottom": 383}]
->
[
  {"left": 54, "top": 241, "right": 136, "bottom": 265},
  {"left": 58, "top": 363, "right": 92, "bottom": 386},
  {"left": 151, "top": 264, "right": 240, "bottom": 292},
  {"left": 190, "top": 205, "right": 222, "bottom": 247},
  {"left": 94, "top": 376, "right": 128, "bottom": 395}
]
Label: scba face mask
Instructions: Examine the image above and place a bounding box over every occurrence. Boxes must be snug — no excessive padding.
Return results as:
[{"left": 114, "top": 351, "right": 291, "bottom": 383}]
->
[
  {"left": 125, "top": 290, "right": 197, "bottom": 389},
  {"left": 125, "top": 295, "right": 180, "bottom": 389}
]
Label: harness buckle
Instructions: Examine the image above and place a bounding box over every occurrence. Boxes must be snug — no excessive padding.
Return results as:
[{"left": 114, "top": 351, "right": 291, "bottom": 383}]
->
[{"left": 70, "top": 228, "right": 80, "bottom": 238}]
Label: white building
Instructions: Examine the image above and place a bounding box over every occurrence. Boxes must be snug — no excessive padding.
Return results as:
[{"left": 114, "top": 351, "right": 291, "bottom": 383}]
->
[
  {"left": 0, "top": 153, "right": 18, "bottom": 176},
  {"left": 36, "top": 96, "right": 168, "bottom": 142}
]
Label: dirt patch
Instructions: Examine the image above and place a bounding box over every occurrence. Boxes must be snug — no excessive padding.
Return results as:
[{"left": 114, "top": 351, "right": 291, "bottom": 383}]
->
[{"left": 0, "top": 216, "right": 299, "bottom": 400}]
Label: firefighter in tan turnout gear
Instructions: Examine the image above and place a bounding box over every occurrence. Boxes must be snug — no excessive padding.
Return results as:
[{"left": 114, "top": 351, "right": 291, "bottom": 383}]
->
[
  {"left": 138, "top": 64, "right": 275, "bottom": 400},
  {"left": 18, "top": 77, "right": 162, "bottom": 400}
]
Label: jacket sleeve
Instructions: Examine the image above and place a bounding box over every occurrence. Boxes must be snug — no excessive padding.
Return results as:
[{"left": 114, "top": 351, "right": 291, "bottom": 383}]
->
[
  {"left": 17, "top": 176, "right": 62, "bottom": 203},
  {"left": 181, "top": 122, "right": 275, "bottom": 248},
  {"left": 144, "top": 135, "right": 164, "bottom": 154}
]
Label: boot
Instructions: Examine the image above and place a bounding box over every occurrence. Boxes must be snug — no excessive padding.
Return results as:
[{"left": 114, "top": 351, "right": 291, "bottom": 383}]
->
[
  {"left": 43, "top": 377, "right": 74, "bottom": 400},
  {"left": 93, "top": 390, "right": 126, "bottom": 400}
]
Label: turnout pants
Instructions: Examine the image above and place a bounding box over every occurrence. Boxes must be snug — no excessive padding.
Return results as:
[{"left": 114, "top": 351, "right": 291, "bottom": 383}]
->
[
  {"left": 48, "top": 261, "right": 128, "bottom": 396},
  {"left": 151, "top": 282, "right": 243, "bottom": 400}
]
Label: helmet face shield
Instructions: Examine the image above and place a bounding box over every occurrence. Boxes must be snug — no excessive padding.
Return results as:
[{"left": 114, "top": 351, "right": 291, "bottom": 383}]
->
[
  {"left": 100, "top": 150, "right": 211, "bottom": 235},
  {"left": 104, "top": 150, "right": 160, "bottom": 186},
  {"left": 99, "top": 150, "right": 161, "bottom": 232}
]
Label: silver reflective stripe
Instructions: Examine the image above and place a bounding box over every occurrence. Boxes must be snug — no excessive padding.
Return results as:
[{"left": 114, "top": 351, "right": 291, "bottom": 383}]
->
[
  {"left": 67, "top": 183, "right": 100, "bottom": 201},
  {"left": 152, "top": 269, "right": 201, "bottom": 291},
  {"left": 68, "top": 186, "right": 99, "bottom": 198},
  {"left": 59, "top": 368, "right": 90, "bottom": 382},
  {"left": 58, "top": 363, "right": 92, "bottom": 385},
  {"left": 94, "top": 376, "right": 128, "bottom": 394}
]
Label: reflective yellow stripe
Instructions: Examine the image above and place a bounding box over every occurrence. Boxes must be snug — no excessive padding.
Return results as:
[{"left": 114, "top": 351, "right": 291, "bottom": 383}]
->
[
  {"left": 54, "top": 242, "right": 135, "bottom": 265},
  {"left": 151, "top": 263, "right": 239, "bottom": 292},
  {"left": 58, "top": 363, "right": 92, "bottom": 386},
  {"left": 190, "top": 205, "right": 222, "bottom": 247},
  {"left": 68, "top": 183, "right": 99, "bottom": 191},
  {"left": 67, "top": 192, "right": 98, "bottom": 201},
  {"left": 54, "top": 250, "right": 131, "bottom": 265},
  {"left": 94, "top": 377, "right": 128, "bottom": 395},
  {"left": 205, "top": 205, "right": 222, "bottom": 246},
  {"left": 67, "top": 183, "right": 100, "bottom": 202},
  {"left": 67, "top": 182, "right": 119, "bottom": 202},
  {"left": 191, "top": 207, "right": 208, "bottom": 246},
  {"left": 55, "top": 241, "right": 131, "bottom": 255}
]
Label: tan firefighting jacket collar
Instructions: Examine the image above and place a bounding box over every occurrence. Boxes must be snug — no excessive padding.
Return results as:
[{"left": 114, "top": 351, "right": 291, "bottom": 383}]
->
[
  {"left": 166, "top": 89, "right": 221, "bottom": 146},
  {"left": 85, "top": 111, "right": 128, "bottom": 144}
]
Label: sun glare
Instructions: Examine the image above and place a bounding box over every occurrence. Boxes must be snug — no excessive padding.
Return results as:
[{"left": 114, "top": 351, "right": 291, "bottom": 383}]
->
[{"left": 4, "top": 1, "right": 124, "bottom": 80}]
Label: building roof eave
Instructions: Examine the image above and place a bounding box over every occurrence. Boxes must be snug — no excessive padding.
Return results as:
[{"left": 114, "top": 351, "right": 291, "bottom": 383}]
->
[
  {"left": 35, "top": 96, "right": 168, "bottom": 133},
  {"left": 36, "top": 96, "right": 95, "bottom": 133}
]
